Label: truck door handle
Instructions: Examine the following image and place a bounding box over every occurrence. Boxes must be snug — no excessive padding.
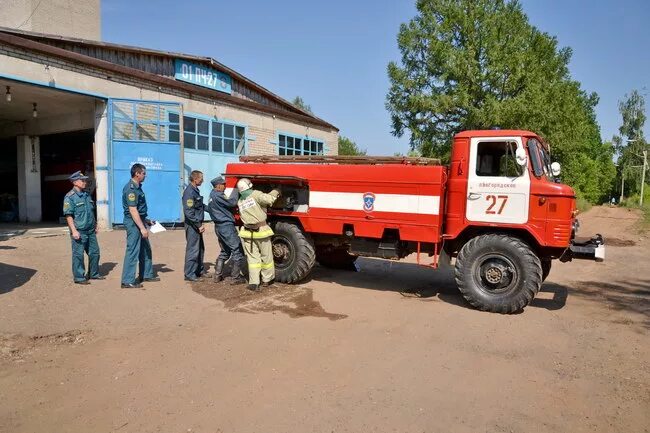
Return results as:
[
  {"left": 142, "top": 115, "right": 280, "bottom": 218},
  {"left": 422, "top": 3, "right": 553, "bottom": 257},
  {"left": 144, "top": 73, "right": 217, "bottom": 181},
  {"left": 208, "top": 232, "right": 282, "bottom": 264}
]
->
[{"left": 468, "top": 193, "right": 482, "bottom": 201}]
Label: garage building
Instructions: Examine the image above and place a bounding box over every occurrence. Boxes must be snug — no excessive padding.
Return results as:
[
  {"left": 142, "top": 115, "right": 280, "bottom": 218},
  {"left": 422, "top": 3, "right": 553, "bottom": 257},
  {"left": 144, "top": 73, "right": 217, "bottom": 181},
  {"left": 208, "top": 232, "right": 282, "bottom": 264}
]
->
[{"left": 0, "top": 27, "right": 338, "bottom": 228}]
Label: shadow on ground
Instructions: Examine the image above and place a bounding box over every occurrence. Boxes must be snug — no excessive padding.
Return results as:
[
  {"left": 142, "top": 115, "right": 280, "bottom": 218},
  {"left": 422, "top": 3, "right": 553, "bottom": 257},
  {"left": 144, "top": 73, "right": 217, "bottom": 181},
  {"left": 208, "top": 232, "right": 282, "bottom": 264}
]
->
[
  {"left": 569, "top": 279, "right": 650, "bottom": 329},
  {"left": 153, "top": 263, "right": 174, "bottom": 275},
  {"left": 0, "top": 263, "right": 37, "bottom": 295},
  {"left": 98, "top": 262, "right": 117, "bottom": 277},
  {"left": 530, "top": 283, "right": 568, "bottom": 311},
  {"left": 310, "top": 258, "right": 568, "bottom": 312}
]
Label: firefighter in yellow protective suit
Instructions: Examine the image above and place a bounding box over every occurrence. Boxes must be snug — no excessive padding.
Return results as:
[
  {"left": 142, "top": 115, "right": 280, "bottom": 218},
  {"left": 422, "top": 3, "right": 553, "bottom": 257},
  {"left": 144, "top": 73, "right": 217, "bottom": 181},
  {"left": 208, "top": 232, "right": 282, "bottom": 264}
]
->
[{"left": 236, "top": 178, "right": 280, "bottom": 291}]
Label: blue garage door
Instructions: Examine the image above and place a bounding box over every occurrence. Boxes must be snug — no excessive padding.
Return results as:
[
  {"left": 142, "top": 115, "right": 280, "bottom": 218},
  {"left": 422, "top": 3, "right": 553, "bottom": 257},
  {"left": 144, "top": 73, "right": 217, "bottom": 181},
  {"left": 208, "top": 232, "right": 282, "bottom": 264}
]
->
[
  {"left": 181, "top": 115, "right": 247, "bottom": 219},
  {"left": 109, "top": 99, "right": 183, "bottom": 224}
]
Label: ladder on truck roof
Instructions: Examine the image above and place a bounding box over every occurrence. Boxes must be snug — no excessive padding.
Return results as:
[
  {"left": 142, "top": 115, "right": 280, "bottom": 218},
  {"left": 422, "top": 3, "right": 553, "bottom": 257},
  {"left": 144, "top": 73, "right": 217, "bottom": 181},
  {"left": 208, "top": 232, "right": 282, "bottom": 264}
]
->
[{"left": 239, "top": 155, "right": 441, "bottom": 165}]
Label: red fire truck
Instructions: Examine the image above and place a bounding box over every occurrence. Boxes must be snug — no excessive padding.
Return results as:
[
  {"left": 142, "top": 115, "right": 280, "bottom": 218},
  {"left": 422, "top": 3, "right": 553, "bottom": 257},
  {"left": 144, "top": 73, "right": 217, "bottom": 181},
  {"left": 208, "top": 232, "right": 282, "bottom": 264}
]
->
[{"left": 224, "top": 129, "right": 604, "bottom": 313}]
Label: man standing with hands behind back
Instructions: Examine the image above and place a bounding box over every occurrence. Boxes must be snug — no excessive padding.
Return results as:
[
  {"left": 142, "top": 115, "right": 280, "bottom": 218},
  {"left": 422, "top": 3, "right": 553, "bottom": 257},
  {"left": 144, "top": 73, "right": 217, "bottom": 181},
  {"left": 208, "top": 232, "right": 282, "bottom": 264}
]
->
[
  {"left": 183, "top": 170, "right": 207, "bottom": 281},
  {"left": 63, "top": 170, "right": 102, "bottom": 284},
  {"left": 120, "top": 163, "right": 158, "bottom": 289}
]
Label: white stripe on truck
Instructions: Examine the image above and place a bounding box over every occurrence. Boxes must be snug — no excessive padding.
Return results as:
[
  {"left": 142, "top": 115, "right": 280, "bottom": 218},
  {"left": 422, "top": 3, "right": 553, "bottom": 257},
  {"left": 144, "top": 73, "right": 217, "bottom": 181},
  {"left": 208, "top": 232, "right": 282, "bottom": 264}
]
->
[
  {"left": 227, "top": 187, "right": 440, "bottom": 215},
  {"left": 309, "top": 191, "right": 440, "bottom": 215}
]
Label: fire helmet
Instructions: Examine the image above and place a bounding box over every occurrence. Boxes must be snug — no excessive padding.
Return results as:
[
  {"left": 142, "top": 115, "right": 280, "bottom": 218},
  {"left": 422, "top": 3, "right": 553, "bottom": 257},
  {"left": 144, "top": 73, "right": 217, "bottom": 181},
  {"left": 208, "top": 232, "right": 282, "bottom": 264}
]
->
[{"left": 236, "top": 178, "right": 253, "bottom": 192}]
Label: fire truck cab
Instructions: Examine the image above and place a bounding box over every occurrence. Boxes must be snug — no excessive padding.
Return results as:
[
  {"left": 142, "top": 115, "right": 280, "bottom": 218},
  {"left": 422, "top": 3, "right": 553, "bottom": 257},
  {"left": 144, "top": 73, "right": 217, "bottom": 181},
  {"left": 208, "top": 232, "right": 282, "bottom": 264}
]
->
[{"left": 224, "top": 130, "right": 604, "bottom": 313}]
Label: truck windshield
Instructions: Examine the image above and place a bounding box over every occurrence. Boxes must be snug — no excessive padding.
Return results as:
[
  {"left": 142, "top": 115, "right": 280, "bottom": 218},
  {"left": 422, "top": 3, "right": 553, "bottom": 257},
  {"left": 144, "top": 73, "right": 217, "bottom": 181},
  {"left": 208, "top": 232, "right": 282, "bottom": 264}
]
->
[{"left": 527, "top": 138, "right": 553, "bottom": 178}]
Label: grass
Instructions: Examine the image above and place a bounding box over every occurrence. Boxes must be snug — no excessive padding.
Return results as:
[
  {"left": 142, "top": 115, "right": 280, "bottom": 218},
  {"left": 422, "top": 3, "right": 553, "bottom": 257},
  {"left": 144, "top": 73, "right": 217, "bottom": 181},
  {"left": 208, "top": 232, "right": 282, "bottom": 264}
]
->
[
  {"left": 620, "top": 187, "right": 650, "bottom": 233},
  {"left": 576, "top": 196, "right": 592, "bottom": 213}
]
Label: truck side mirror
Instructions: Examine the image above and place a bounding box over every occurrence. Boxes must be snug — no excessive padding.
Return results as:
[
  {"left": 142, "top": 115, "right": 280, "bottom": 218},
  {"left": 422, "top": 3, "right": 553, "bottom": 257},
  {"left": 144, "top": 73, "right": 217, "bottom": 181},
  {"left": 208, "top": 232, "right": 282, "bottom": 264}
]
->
[
  {"left": 515, "top": 147, "right": 528, "bottom": 166},
  {"left": 551, "top": 162, "right": 561, "bottom": 176}
]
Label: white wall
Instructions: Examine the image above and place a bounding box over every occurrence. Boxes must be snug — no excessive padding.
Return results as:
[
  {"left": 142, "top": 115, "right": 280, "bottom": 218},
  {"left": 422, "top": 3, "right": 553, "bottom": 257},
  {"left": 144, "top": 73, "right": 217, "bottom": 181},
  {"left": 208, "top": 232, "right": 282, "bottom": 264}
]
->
[
  {"left": 16, "top": 134, "right": 42, "bottom": 222},
  {"left": 93, "top": 100, "right": 109, "bottom": 229}
]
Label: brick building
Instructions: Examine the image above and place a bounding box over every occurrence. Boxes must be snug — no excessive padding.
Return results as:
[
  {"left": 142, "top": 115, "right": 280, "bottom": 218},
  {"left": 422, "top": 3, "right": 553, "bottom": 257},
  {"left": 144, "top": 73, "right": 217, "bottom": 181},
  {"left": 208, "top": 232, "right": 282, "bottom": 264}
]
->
[{"left": 0, "top": 9, "right": 338, "bottom": 227}]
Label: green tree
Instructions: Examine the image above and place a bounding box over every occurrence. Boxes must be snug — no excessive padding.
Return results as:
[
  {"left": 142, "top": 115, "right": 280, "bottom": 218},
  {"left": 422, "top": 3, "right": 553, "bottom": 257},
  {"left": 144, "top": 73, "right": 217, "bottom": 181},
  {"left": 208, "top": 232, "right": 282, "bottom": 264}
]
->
[
  {"left": 386, "top": 0, "right": 615, "bottom": 202},
  {"left": 338, "top": 136, "right": 367, "bottom": 155},
  {"left": 291, "top": 96, "right": 313, "bottom": 114},
  {"left": 613, "top": 90, "right": 647, "bottom": 196}
]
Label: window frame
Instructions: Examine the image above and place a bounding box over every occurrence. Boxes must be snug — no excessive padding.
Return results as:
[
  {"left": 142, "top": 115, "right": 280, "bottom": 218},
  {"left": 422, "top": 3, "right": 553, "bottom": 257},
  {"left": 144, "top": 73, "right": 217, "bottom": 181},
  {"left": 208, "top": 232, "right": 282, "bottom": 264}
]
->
[
  {"left": 112, "top": 101, "right": 180, "bottom": 143},
  {"left": 169, "top": 111, "right": 247, "bottom": 156},
  {"left": 276, "top": 131, "right": 325, "bottom": 156},
  {"left": 475, "top": 140, "right": 524, "bottom": 178}
]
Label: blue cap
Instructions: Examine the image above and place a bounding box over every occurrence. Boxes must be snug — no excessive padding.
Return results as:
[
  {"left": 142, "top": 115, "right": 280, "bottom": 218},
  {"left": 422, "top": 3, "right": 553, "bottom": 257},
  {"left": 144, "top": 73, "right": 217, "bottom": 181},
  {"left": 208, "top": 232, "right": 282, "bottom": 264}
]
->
[
  {"left": 211, "top": 176, "right": 226, "bottom": 187},
  {"left": 69, "top": 170, "right": 89, "bottom": 181}
]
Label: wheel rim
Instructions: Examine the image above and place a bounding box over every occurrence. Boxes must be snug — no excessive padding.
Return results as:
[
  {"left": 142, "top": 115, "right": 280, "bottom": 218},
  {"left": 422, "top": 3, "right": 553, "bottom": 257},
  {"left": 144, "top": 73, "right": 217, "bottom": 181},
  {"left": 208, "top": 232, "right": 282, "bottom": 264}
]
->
[
  {"left": 272, "top": 235, "right": 295, "bottom": 270},
  {"left": 472, "top": 253, "right": 518, "bottom": 294}
]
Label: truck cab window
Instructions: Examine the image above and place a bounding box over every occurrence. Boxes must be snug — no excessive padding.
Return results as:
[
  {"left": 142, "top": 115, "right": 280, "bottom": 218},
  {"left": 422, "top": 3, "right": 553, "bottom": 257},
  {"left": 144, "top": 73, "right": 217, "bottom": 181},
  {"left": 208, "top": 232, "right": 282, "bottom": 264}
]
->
[{"left": 476, "top": 141, "right": 522, "bottom": 177}]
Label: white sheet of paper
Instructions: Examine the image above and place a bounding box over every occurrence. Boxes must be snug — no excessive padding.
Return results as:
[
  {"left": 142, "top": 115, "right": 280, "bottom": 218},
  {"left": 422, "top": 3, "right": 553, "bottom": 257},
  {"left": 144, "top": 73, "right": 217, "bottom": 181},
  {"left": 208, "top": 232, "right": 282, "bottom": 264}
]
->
[{"left": 149, "top": 221, "right": 166, "bottom": 234}]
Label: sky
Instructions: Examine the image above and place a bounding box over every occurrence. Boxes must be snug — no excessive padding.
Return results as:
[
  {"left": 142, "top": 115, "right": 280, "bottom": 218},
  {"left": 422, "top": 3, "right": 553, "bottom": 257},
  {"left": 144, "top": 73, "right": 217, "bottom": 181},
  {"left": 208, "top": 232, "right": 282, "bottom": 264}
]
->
[{"left": 103, "top": 0, "right": 650, "bottom": 155}]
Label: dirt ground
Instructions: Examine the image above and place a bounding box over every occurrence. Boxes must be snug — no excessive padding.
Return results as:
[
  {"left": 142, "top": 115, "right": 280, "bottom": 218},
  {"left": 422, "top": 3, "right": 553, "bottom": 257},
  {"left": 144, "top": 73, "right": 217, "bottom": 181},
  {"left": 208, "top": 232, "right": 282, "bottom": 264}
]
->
[{"left": 0, "top": 206, "right": 648, "bottom": 433}]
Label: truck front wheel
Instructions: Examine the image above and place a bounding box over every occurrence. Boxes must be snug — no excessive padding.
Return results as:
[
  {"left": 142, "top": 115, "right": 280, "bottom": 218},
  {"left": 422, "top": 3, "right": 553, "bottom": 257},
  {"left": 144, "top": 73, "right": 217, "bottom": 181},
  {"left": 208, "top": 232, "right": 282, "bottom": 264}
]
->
[
  {"left": 541, "top": 258, "right": 552, "bottom": 282},
  {"left": 454, "top": 234, "right": 542, "bottom": 313},
  {"left": 271, "top": 221, "right": 316, "bottom": 284}
]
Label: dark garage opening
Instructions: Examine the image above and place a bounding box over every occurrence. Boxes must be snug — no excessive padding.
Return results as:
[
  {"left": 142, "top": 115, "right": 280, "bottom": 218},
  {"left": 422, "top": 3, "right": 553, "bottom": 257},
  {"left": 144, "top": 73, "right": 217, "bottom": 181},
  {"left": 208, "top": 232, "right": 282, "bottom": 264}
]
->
[
  {"left": 40, "top": 129, "right": 95, "bottom": 222},
  {"left": 0, "top": 137, "right": 18, "bottom": 222}
]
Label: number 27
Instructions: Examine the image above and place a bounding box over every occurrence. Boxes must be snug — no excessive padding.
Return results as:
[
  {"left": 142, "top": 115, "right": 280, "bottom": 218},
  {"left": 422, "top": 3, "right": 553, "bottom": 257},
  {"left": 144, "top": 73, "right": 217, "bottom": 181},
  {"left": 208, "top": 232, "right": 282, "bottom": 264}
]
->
[{"left": 486, "top": 195, "right": 508, "bottom": 214}]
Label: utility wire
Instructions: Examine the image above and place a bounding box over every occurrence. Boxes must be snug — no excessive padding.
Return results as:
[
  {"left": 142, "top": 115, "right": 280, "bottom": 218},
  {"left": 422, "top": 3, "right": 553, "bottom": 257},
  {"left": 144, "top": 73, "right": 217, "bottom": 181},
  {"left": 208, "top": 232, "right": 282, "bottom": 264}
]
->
[{"left": 17, "top": 0, "right": 45, "bottom": 29}]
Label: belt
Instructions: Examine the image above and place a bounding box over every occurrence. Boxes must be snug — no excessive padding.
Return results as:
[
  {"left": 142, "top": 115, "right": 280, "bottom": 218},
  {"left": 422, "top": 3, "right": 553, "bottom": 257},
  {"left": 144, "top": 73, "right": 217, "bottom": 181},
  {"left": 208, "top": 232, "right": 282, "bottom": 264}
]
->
[{"left": 244, "top": 221, "right": 265, "bottom": 230}]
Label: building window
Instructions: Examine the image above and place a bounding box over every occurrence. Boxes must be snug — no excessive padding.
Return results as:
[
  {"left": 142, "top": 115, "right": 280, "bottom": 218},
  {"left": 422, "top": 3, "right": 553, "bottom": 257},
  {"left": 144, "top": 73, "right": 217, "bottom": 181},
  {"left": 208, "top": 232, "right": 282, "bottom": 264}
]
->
[
  {"left": 183, "top": 116, "right": 210, "bottom": 151},
  {"left": 278, "top": 133, "right": 324, "bottom": 156},
  {"left": 112, "top": 101, "right": 179, "bottom": 142},
  {"left": 173, "top": 113, "right": 245, "bottom": 155},
  {"left": 212, "top": 122, "right": 246, "bottom": 154},
  {"left": 168, "top": 113, "right": 180, "bottom": 142}
]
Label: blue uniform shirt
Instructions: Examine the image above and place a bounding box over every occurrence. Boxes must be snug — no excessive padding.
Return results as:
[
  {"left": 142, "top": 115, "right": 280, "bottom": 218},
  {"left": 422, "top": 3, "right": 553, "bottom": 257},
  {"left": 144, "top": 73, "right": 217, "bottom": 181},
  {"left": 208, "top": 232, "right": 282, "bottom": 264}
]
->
[
  {"left": 122, "top": 179, "right": 148, "bottom": 218},
  {"left": 62, "top": 188, "right": 96, "bottom": 232},
  {"left": 182, "top": 184, "right": 205, "bottom": 227},
  {"left": 207, "top": 188, "right": 239, "bottom": 224}
]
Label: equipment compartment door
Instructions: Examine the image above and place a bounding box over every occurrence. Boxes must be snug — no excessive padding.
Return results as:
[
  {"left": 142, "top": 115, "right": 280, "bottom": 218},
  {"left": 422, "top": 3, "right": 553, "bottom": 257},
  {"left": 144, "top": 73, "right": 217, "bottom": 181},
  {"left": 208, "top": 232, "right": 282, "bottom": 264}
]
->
[{"left": 465, "top": 137, "right": 530, "bottom": 224}]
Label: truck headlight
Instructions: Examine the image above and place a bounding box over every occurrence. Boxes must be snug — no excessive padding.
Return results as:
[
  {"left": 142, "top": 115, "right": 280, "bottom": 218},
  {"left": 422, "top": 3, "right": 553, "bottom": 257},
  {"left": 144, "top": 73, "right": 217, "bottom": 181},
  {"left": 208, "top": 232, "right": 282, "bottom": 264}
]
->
[{"left": 572, "top": 219, "right": 580, "bottom": 236}]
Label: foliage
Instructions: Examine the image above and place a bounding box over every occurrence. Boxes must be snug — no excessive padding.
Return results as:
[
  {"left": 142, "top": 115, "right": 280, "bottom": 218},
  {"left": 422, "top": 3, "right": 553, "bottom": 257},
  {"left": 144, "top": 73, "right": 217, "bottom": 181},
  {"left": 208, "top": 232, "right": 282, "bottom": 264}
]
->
[
  {"left": 394, "top": 149, "right": 423, "bottom": 157},
  {"left": 576, "top": 196, "right": 592, "bottom": 213},
  {"left": 613, "top": 90, "right": 648, "bottom": 197},
  {"left": 291, "top": 96, "right": 313, "bottom": 114},
  {"left": 620, "top": 185, "right": 650, "bottom": 232},
  {"left": 386, "top": 0, "right": 615, "bottom": 202},
  {"left": 338, "top": 136, "right": 367, "bottom": 155}
]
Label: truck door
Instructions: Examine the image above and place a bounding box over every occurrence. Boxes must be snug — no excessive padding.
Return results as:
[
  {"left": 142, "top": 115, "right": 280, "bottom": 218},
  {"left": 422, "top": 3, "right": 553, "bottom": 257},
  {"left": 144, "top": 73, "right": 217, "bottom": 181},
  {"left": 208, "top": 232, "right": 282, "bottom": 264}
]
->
[{"left": 465, "top": 137, "right": 530, "bottom": 224}]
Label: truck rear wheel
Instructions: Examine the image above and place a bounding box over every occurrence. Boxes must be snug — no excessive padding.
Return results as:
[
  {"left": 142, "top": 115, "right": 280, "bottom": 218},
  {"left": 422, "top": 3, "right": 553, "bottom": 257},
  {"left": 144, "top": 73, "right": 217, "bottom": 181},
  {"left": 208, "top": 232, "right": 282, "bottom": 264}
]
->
[
  {"left": 454, "top": 234, "right": 542, "bottom": 313},
  {"left": 271, "top": 221, "right": 316, "bottom": 284},
  {"left": 316, "top": 247, "right": 358, "bottom": 271}
]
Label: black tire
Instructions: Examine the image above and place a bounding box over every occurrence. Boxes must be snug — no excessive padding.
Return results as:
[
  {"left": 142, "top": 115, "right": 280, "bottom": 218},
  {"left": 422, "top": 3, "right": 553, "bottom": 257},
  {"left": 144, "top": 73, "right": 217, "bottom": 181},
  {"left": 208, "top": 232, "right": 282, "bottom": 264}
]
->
[
  {"left": 454, "top": 234, "right": 542, "bottom": 313},
  {"left": 541, "top": 258, "right": 552, "bottom": 282},
  {"left": 316, "top": 247, "right": 358, "bottom": 271},
  {"left": 271, "top": 221, "right": 316, "bottom": 284}
]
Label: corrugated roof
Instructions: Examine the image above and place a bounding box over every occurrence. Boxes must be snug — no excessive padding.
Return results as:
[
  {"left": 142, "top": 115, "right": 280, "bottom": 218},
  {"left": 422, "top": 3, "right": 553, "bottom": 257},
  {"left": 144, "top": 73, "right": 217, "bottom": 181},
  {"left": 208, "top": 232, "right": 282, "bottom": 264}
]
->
[{"left": 0, "top": 27, "right": 337, "bottom": 131}]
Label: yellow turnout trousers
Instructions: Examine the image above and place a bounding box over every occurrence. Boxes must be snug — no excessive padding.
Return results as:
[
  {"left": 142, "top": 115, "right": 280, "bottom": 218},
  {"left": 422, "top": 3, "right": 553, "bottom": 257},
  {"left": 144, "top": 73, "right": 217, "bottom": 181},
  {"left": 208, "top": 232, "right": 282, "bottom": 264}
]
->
[{"left": 239, "top": 226, "right": 275, "bottom": 285}]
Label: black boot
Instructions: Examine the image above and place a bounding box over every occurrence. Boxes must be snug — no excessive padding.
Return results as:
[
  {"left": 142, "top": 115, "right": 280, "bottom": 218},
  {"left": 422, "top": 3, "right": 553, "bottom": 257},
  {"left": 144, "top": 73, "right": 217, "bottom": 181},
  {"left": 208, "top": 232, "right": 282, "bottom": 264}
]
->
[
  {"left": 230, "top": 259, "right": 247, "bottom": 285},
  {"left": 213, "top": 259, "right": 225, "bottom": 282}
]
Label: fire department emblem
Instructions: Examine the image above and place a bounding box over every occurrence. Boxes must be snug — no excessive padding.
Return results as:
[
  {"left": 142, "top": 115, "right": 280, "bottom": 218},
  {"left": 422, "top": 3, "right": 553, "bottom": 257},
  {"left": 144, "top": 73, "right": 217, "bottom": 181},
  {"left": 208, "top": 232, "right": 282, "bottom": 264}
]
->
[{"left": 363, "top": 192, "right": 376, "bottom": 212}]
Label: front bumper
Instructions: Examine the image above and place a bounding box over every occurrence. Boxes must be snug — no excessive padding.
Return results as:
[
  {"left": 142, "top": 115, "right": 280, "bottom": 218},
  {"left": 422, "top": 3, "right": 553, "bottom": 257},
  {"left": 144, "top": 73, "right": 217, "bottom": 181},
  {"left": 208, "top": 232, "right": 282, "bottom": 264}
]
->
[{"left": 560, "top": 234, "right": 605, "bottom": 262}]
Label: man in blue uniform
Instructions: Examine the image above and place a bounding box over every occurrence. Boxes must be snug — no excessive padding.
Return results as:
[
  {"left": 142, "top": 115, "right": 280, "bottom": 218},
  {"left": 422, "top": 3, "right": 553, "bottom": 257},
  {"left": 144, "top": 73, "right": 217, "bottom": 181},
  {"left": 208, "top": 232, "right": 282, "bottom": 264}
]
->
[
  {"left": 120, "top": 163, "right": 158, "bottom": 289},
  {"left": 207, "top": 176, "right": 246, "bottom": 284},
  {"left": 183, "top": 170, "right": 208, "bottom": 281},
  {"left": 63, "top": 171, "right": 102, "bottom": 284}
]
